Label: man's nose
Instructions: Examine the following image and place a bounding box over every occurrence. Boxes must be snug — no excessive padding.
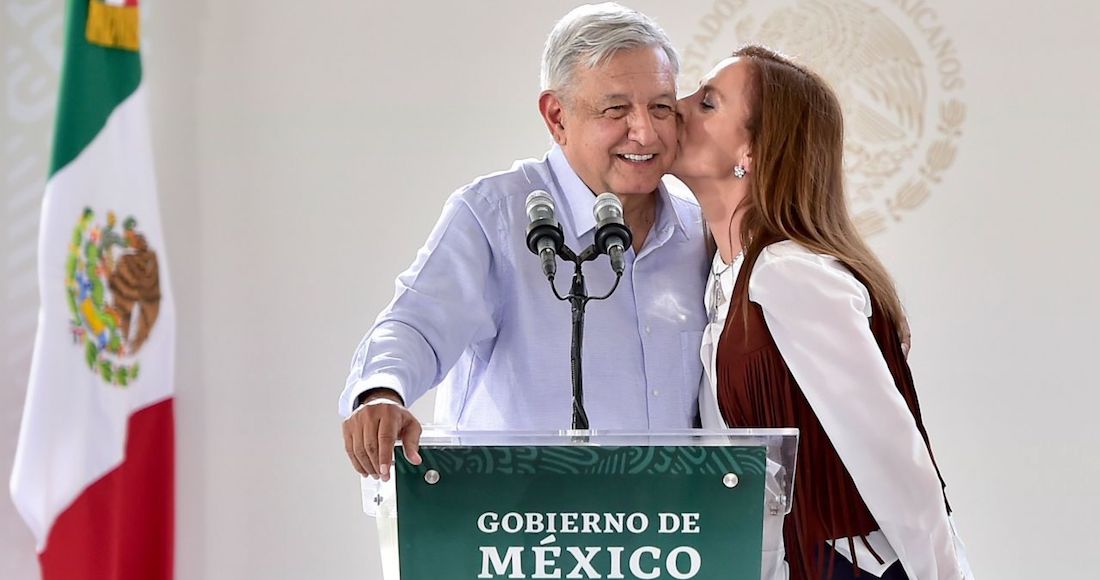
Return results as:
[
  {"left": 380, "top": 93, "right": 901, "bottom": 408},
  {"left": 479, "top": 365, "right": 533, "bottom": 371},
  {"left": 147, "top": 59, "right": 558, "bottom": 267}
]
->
[{"left": 627, "top": 109, "right": 657, "bottom": 146}]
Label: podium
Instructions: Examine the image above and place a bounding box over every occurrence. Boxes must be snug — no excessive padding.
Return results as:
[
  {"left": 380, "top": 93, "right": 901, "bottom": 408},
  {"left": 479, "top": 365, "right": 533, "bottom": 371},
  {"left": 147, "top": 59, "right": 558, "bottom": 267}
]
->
[{"left": 367, "top": 428, "right": 798, "bottom": 580}]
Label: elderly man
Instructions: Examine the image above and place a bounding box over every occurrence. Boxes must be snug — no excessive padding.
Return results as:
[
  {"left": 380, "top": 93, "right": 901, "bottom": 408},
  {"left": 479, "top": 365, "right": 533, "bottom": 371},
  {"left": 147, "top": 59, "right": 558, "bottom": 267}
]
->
[{"left": 340, "top": 3, "right": 708, "bottom": 481}]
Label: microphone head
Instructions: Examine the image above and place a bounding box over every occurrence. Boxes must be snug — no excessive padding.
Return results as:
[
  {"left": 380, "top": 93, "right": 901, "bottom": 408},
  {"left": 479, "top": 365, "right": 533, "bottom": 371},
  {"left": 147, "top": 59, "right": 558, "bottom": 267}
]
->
[
  {"left": 526, "top": 190, "right": 555, "bottom": 223},
  {"left": 593, "top": 192, "right": 624, "bottom": 225},
  {"left": 525, "top": 190, "right": 564, "bottom": 257},
  {"left": 592, "top": 192, "right": 632, "bottom": 256}
]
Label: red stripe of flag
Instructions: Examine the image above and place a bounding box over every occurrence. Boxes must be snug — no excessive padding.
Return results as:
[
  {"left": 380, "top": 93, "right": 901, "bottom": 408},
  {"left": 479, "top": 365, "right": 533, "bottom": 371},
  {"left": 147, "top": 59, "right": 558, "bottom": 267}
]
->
[{"left": 39, "top": 398, "right": 174, "bottom": 579}]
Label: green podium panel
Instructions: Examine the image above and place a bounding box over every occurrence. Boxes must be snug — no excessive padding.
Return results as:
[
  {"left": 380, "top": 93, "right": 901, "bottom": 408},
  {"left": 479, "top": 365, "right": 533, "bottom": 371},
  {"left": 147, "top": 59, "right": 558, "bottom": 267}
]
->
[{"left": 370, "top": 429, "right": 798, "bottom": 580}]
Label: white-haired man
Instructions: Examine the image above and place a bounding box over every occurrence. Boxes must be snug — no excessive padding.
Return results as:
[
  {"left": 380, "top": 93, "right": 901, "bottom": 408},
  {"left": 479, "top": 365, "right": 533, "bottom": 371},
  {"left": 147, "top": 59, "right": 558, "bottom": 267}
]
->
[{"left": 340, "top": 3, "right": 708, "bottom": 481}]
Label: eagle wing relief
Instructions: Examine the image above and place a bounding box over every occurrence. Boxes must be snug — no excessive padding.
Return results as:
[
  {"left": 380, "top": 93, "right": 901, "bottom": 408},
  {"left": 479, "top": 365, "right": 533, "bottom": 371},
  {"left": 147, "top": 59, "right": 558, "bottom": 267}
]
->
[
  {"left": 108, "top": 233, "right": 161, "bottom": 355},
  {"left": 752, "top": 0, "right": 928, "bottom": 201}
]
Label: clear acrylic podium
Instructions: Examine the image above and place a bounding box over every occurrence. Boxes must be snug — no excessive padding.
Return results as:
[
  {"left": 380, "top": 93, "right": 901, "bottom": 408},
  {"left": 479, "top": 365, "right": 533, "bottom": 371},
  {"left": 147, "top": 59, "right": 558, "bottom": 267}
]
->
[{"left": 365, "top": 428, "right": 799, "bottom": 580}]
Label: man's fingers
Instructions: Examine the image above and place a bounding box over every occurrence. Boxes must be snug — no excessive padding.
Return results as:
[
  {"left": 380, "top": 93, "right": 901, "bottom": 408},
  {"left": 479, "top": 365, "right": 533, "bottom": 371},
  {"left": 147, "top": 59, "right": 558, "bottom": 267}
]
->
[
  {"left": 358, "top": 424, "right": 385, "bottom": 479},
  {"left": 402, "top": 419, "right": 423, "bottom": 465},
  {"left": 898, "top": 316, "right": 913, "bottom": 359},
  {"left": 354, "top": 422, "right": 380, "bottom": 479},
  {"left": 343, "top": 422, "right": 370, "bottom": 477},
  {"left": 359, "top": 412, "right": 381, "bottom": 479},
  {"left": 377, "top": 414, "right": 399, "bottom": 481}
]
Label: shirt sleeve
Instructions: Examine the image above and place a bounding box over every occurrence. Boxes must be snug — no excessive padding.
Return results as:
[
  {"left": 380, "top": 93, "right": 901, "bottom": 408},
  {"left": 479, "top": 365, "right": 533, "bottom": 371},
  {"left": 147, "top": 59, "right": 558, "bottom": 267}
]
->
[
  {"left": 749, "top": 250, "right": 962, "bottom": 580},
  {"left": 338, "top": 191, "right": 500, "bottom": 417}
]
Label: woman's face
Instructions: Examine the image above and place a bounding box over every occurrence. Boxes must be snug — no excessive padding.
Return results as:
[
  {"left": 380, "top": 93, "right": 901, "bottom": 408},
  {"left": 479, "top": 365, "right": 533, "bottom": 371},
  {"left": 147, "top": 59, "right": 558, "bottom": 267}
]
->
[{"left": 671, "top": 57, "right": 755, "bottom": 181}]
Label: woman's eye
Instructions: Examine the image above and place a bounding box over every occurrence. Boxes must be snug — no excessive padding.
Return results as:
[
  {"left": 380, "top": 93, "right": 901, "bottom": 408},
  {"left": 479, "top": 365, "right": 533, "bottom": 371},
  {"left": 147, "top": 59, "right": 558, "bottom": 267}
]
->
[{"left": 700, "top": 92, "right": 715, "bottom": 110}]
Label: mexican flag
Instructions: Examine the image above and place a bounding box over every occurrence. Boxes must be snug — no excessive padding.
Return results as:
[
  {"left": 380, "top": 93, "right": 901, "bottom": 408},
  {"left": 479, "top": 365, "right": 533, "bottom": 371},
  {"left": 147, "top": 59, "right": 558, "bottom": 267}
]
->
[{"left": 10, "top": 0, "right": 175, "bottom": 578}]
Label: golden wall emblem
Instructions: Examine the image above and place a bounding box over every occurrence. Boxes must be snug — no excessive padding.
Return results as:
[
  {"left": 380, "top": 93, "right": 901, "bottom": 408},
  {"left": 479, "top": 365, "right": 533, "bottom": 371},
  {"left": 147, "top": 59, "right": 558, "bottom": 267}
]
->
[{"left": 681, "top": 0, "right": 966, "bottom": 235}]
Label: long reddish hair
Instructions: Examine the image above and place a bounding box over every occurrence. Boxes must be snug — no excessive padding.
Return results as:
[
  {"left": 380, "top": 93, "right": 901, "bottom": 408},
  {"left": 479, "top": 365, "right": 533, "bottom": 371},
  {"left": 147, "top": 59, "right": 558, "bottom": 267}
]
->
[{"left": 734, "top": 45, "right": 904, "bottom": 325}]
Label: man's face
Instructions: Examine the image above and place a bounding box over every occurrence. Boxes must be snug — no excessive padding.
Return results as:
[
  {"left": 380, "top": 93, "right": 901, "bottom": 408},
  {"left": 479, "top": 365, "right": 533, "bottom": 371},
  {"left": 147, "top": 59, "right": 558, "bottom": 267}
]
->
[{"left": 543, "top": 45, "right": 678, "bottom": 197}]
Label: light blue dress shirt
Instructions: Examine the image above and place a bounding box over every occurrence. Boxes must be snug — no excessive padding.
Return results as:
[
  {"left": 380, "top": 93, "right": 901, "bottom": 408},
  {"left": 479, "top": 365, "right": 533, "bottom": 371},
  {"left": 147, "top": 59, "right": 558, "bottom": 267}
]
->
[{"left": 340, "top": 146, "right": 709, "bottom": 429}]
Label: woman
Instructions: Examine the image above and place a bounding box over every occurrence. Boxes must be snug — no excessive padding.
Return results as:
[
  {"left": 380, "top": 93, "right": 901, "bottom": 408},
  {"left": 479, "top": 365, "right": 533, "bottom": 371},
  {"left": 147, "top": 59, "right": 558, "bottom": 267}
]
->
[{"left": 672, "top": 46, "right": 972, "bottom": 579}]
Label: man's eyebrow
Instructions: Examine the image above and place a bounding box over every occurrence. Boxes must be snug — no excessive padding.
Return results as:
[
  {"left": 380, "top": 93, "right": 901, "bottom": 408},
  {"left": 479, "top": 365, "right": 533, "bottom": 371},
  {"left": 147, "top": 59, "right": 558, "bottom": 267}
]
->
[
  {"left": 597, "top": 94, "right": 631, "bottom": 105},
  {"left": 597, "top": 92, "right": 677, "bottom": 104}
]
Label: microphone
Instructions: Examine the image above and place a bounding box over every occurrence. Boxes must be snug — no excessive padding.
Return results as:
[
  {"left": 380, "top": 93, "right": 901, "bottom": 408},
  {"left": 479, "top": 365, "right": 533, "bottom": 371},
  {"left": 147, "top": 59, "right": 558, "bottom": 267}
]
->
[
  {"left": 525, "top": 190, "right": 564, "bottom": 279},
  {"left": 593, "top": 193, "right": 632, "bottom": 276}
]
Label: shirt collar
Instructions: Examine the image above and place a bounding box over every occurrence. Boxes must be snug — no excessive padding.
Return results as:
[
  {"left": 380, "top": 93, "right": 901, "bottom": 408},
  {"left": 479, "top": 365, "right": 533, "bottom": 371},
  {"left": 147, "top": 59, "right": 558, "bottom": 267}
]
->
[{"left": 547, "top": 144, "right": 690, "bottom": 240}]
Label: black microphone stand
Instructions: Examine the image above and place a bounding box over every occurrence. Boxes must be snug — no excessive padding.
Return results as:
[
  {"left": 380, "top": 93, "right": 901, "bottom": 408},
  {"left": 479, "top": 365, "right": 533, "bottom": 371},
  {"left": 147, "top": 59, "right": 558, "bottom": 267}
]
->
[
  {"left": 548, "top": 245, "right": 622, "bottom": 430},
  {"left": 527, "top": 200, "right": 631, "bottom": 432}
]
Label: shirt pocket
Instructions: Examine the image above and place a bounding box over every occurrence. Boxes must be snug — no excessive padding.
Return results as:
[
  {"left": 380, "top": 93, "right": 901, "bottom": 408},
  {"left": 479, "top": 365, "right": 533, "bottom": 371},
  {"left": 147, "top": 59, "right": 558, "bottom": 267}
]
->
[{"left": 680, "top": 330, "right": 705, "bottom": 421}]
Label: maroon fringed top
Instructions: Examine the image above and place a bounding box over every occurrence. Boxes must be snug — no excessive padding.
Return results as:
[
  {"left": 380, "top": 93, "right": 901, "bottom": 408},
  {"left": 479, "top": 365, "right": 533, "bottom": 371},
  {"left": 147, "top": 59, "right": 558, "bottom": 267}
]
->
[{"left": 715, "top": 247, "right": 950, "bottom": 579}]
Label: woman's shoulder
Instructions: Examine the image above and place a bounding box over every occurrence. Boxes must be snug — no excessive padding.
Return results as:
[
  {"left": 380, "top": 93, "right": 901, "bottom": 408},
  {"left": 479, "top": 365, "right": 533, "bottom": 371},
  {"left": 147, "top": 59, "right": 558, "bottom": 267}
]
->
[
  {"left": 754, "top": 240, "right": 843, "bottom": 271},
  {"left": 748, "top": 240, "right": 872, "bottom": 316}
]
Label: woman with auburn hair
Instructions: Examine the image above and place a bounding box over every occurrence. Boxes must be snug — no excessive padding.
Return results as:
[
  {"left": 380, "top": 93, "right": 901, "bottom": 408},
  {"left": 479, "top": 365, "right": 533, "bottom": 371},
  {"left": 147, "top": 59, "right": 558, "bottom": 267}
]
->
[{"left": 672, "top": 46, "right": 973, "bottom": 579}]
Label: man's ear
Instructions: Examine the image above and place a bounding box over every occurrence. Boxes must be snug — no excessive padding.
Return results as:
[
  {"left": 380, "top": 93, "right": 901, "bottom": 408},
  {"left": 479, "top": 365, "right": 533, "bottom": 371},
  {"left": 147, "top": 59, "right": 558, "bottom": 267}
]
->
[{"left": 539, "top": 91, "right": 568, "bottom": 146}]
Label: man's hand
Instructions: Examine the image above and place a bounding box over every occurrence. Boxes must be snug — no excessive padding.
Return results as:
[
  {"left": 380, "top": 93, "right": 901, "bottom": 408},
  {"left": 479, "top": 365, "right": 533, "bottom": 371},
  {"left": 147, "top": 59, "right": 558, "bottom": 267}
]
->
[
  {"left": 898, "top": 315, "right": 913, "bottom": 359},
  {"left": 341, "top": 389, "right": 423, "bottom": 481}
]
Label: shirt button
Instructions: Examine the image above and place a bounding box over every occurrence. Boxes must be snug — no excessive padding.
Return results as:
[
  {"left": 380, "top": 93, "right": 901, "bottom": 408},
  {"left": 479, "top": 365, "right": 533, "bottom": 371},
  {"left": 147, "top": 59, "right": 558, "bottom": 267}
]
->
[
  {"left": 652, "top": 389, "right": 660, "bottom": 397},
  {"left": 644, "top": 326, "right": 651, "bottom": 334}
]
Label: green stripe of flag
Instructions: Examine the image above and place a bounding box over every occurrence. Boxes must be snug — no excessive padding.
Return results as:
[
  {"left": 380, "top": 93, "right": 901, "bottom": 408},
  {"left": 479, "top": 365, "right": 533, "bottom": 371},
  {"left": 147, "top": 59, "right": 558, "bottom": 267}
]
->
[{"left": 50, "top": 0, "right": 143, "bottom": 177}]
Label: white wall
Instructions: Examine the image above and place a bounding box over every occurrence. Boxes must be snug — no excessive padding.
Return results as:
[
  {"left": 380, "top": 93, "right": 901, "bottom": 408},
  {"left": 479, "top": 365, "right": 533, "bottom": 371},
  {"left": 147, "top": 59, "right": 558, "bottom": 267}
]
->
[
  {"left": 3, "top": 1, "right": 1099, "bottom": 579},
  {"left": 2, "top": 1, "right": 63, "bottom": 578}
]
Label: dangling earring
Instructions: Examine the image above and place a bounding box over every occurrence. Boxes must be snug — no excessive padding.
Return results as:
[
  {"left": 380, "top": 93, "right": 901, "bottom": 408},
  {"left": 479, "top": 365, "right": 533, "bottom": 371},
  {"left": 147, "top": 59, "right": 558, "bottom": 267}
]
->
[{"left": 733, "top": 164, "right": 747, "bottom": 179}]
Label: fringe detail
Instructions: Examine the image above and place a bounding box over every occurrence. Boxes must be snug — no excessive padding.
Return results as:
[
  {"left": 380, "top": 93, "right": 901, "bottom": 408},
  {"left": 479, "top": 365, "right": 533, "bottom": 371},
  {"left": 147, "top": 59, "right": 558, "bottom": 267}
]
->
[
  {"left": 718, "top": 347, "right": 879, "bottom": 580},
  {"left": 86, "top": 1, "right": 141, "bottom": 51},
  {"left": 862, "top": 535, "right": 885, "bottom": 566}
]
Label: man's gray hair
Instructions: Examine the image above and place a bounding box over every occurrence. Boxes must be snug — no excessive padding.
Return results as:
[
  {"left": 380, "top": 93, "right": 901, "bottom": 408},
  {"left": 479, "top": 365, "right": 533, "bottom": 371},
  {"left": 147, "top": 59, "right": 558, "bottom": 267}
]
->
[{"left": 540, "top": 3, "right": 680, "bottom": 96}]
